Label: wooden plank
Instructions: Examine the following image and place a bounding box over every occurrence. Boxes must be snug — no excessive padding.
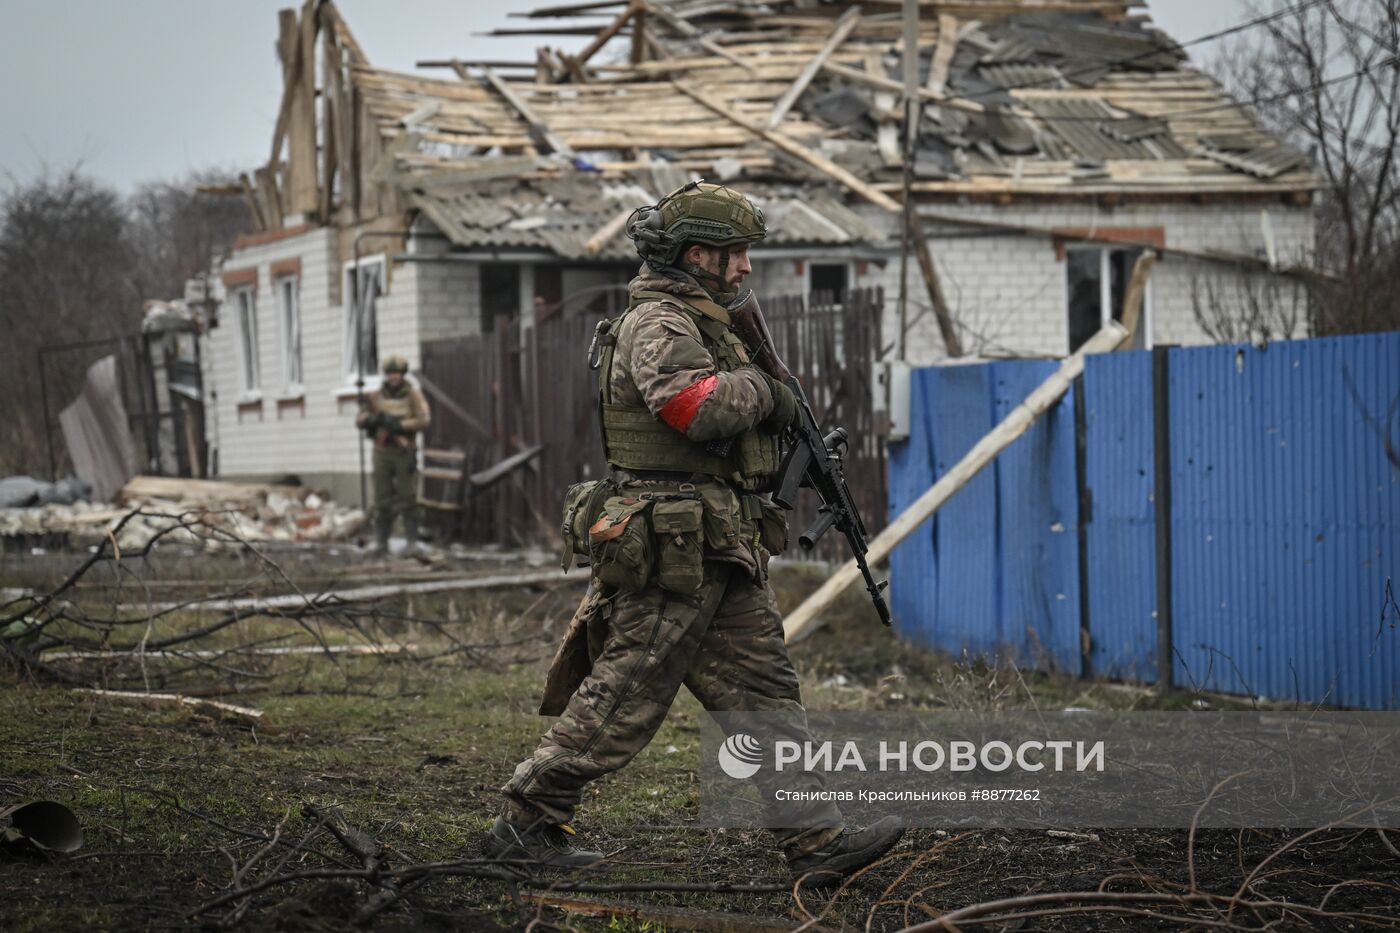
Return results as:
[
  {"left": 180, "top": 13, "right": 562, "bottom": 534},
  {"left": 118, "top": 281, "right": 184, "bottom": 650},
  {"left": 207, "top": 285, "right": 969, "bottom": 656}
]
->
[
  {"left": 673, "top": 82, "right": 901, "bottom": 213},
  {"left": 475, "top": 64, "right": 576, "bottom": 156},
  {"left": 319, "top": 21, "right": 339, "bottom": 223},
  {"left": 287, "top": 0, "right": 321, "bottom": 218},
  {"left": 268, "top": 9, "right": 300, "bottom": 171},
  {"left": 254, "top": 165, "right": 284, "bottom": 230},
  {"left": 631, "top": 2, "right": 646, "bottom": 64},
  {"left": 1118, "top": 251, "right": 1156, "bottom": 342},
  {"left": 574, "top": 0, "right": 638, "bottom": 67},
  {"left": 584, "top": 206, "right": 635, "bottom": 255},
  {"left": 469, "top": 443, "right": 544, "bottom": 489},
  {"left": 925, "top": 13, "right": 959, "bottom": 97},
  {"left": 821, "top": 59, "right": 984, "bottom": 113},
  {"left": 909, "top": 212, "right": 965, "bottom": 357},
  {"left": 642, "top": 1, "right": 755, "bottom": 73},
  {"left": 783, "top": 321, "right": 1131, "bottom": 642},
  {"left": 321, "top": 0, "right": 367, "bottom": 64},
  {"left": 516, "top": 0, "right": 626, "bottom": 15},
  {"left": 764, "top": 5, "right": 862, "bottom": 130},
  {"left": 536, "top": 46, "right": 558, "bottom": 83},
  {"left": 238, "top": 172, "right": 266, "bottom": 231}
]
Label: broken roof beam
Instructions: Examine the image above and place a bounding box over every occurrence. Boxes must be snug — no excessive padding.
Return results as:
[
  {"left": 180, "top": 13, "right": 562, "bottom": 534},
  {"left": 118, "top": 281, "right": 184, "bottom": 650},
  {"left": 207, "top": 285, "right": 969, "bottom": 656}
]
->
[
  {"left": 925, "top": 13, "right": 958, "bottom": 97},
  {"left": 459, "top": 61, "right": 576, "bottom": 157},
  {"left": 643, "top": 2, "right": 756, "bottom": 73},
  {"left": 764, "top": 5, "right": 862, "bottom": 130},
  {"left": 417, "top": 59, "right": 540, "bottom": 70},
  {"left": 822, "top": 59, "right": 985, "bottom": 113},
  {"left": 673, "top": 81, "right": 901, "bottom": 213},
  {"left": 572, "top": 0, "right": 640, "bottom": 68},
  {"left": 514, "top": 0, "right": 627, "bottom": 16}
]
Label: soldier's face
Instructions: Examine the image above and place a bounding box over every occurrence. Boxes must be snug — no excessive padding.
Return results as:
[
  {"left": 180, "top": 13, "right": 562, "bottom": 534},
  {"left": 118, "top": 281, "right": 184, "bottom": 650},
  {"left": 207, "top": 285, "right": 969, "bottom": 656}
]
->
[
  {"left": 385, "top": 372, "right": 404, "bottom": 388},
  {"left": 689, "top": 244, "right": 752, "bottom": 287}
]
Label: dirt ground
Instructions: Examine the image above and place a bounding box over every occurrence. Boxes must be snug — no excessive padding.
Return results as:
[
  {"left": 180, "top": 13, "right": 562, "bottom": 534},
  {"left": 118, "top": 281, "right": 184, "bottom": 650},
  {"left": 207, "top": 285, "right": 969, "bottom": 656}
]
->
[{"left": 2, "top": 541, "right": 1398, "bottom": 932}]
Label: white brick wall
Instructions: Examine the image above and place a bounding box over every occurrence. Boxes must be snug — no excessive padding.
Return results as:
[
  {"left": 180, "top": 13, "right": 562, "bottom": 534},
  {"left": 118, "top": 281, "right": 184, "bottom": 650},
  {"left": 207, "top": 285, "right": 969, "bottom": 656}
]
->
[
  {"left": 415, "top": 260, "right": 481, "bottom": 342},
  {"left": 205, "top": 228, "right": 431, "bottom": 485},
  {"left": 855, "top": 201, "right": 1314, "bottom": 364}
]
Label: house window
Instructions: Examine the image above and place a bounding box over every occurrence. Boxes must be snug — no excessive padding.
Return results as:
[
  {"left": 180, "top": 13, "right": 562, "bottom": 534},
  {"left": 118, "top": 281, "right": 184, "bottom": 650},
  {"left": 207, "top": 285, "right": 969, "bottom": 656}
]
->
[
  {"left": 344, "top": 257, "right": 384, "bottom": 381},
  {"left": 1066, "top": 247, "right": 1151, "bottom": 352},
  {"left": 234, "top": 286, "right": 260, "bottom": 395},
  {"left": 809, "top": 262, "right": 850, "bottom": 302},
  {"left": 276, "top": 274, "right": 302, "bottom": 388}
]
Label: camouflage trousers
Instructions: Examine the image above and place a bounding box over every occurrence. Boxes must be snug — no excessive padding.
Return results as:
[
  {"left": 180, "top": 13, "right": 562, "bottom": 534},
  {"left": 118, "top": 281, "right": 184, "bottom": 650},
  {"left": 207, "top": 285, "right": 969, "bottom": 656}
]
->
[
  {"left": 371, "top": 446, "right": 418, "bottom": 540},
  {"left": 503, "top": 560, "right": 844, "bottom": 858}
]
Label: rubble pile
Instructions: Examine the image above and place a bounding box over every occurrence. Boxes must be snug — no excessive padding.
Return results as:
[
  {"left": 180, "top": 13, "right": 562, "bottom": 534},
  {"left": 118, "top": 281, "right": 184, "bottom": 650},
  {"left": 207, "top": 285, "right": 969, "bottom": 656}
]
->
[{"left": 0, "top": 476, "right": 364, "bottom": 550}]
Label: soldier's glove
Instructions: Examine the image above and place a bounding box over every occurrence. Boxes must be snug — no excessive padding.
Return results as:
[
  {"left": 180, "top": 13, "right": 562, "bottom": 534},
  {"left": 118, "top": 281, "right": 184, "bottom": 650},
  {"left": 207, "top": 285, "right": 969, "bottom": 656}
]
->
[
  {"left": 359, "top": 412, "right": 384, "bottom": 436},
  {"left": 381, "top": 414, "right": 405, "bottom": 435},
  {"left": 758, "top": 372, "right": 799, "bottom": 435}
]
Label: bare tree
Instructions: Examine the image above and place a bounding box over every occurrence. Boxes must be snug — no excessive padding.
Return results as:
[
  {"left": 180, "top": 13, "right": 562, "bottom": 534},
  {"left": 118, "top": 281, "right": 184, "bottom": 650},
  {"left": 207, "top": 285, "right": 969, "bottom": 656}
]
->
[
  {"left": 0, "top": 168, "right": 138, "bottom": 477},
  {"left": 127, "top": 170, "right": 250, "bottom": 302},
  {"left": 1216, "top": 0, "right": 1400, "bottom": 334},
  {"left": 1190, "top": 268, "right": 1307, "bottom": 345},
  {"left": 0, "top": 167, "right": 251, "bottom": 478}
]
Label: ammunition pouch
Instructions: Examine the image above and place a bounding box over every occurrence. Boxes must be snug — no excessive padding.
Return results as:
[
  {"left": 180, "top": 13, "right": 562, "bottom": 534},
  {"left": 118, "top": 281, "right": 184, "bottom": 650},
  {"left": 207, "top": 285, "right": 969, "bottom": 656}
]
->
[
  {"left": 588, "top": 496, "right": 654, "bottom": 593},
  {"left": 759, "top": 499, "right": 789, "bottom": 555},
  {"left": 651, "top": 498, "right": 704, "bottom": 594},
  {"left": 560, "top": 479, "right": 611, "bottom": 571}
]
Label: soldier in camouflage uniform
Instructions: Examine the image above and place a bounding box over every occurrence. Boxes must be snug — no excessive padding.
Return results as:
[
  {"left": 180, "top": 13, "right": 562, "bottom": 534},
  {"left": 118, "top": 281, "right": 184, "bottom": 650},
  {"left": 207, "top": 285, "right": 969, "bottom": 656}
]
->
[
  {"left": 484, "top": 183, "right": 902, "bottom": 884},
  {"left": 355, "top": 355, "right": 431, "bottom": 552}
]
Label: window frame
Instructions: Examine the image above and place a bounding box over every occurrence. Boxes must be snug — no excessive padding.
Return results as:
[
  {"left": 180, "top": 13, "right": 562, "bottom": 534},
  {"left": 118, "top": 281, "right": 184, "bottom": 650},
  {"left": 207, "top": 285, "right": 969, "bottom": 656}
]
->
[
  {"left": 342, "top": 255, "right": 386, "bottom": 386},
  {"left": 1064, "top": 245, "right": 1153, "bottom": 353},
  {"left": 275, "top": 272, "right": 303, "bottom": 394},
  {"left": 233, "top": 284, "right": 261, "bottom": 398}
]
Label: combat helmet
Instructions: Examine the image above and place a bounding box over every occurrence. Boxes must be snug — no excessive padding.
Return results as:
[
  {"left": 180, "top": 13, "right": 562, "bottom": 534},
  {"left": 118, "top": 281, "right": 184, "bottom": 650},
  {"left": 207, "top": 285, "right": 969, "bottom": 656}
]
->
[
  {"left": 381, "top": 354, "right": 410, "bottom": 374},
  {"left": 626, "top": 181, "right": 766, "bottom": 269}
]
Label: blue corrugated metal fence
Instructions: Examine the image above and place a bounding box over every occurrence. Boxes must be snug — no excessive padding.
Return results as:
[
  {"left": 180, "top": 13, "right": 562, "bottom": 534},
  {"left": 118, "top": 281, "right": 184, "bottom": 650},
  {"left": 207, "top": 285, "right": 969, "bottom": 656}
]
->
[{"left": 888, "top": 333, "right": 1400, "bottom": 709}]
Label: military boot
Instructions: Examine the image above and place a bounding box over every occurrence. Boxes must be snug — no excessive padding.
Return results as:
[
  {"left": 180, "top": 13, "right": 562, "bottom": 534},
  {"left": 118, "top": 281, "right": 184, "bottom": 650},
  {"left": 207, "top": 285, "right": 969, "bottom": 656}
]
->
[
  {"left": 482, "top": 815, "right": 604, "bottom": 871},
  {"left": 786, "top": 816, "right": 904, "bottom": 886}
]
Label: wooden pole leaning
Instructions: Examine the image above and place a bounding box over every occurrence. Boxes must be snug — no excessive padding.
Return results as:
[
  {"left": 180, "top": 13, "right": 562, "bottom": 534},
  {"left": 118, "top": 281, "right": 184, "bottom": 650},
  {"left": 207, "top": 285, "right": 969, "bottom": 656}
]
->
[{"left": 782, "top": 320, "right": 1130, "bottom": 643}]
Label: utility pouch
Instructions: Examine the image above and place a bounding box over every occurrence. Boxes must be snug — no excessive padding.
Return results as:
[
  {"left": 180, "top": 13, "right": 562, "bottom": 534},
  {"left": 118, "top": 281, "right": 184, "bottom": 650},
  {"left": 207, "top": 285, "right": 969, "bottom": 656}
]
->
[
  {"left": 651, "top": 498, "right": 705, "bottom": 594},
  {"left": 698, "top": 485, "right": 742, "bottom": 551},
  {"left": 734, "top": 429, "right": 780, "bottom": 484},
  {"left": 588, "top": 496, "right": 653, "bottom": 592},
  {"left": 561, "top": 480, "right": 607, "bottom": 570},
  {"left": 758, "top": 499, "right": 790, "bottom": 555}
]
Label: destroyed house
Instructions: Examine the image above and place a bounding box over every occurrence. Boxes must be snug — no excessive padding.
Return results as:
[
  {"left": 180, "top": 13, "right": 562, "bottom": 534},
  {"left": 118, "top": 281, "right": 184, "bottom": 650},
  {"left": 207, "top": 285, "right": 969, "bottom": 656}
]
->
[{"left": 204, "top": 0, "right": 1315, "bottom": 502}]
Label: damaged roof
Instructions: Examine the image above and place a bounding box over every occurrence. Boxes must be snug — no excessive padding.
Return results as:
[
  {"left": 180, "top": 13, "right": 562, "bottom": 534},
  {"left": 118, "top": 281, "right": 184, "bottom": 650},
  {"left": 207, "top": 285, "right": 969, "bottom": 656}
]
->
[
  {"left": 253, "top": 0, "right": 1316, "bottom": 255},
  {"left": 405, "top": 167, "right": 886, "bottom": 259}
]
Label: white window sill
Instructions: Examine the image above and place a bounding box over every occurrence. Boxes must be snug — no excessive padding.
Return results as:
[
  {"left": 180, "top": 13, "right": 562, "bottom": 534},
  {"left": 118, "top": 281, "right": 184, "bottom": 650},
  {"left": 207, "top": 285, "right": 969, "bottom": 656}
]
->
[
  {"left": 237, "top": 391, "right": 263, "bottom": 404},
  {"left": 277, "top": 385, "right": 306, "bottom": 401},
  {"left": 333, "top": 377, "right": 381, "bottom": 400}
]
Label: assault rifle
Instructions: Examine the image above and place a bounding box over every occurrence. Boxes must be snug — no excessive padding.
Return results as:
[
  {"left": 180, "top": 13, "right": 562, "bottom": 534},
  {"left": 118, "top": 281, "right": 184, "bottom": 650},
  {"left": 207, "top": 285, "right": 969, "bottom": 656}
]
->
[{"left": 727, "top": 290, "right": 892, "bottom": 626}]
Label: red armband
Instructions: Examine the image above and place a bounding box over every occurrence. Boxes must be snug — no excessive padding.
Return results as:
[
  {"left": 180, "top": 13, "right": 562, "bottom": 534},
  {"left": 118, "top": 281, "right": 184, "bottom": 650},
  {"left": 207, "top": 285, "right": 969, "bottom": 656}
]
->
[{"left": 659, "top": 375, "right": 719, "bottom": 432}]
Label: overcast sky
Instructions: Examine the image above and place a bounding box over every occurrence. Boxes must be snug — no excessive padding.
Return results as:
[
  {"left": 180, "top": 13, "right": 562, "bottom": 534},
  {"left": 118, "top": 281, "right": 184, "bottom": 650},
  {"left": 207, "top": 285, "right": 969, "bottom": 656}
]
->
[{"left": 0, "top": 0, "right": 1255, "bottom": 194}]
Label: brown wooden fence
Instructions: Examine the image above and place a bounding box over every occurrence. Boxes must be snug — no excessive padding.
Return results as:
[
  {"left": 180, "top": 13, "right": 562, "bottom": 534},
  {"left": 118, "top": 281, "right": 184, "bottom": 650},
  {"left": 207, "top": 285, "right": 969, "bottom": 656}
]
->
[{"left": 419, "top": 286, "right": 887, "bottom": 558}]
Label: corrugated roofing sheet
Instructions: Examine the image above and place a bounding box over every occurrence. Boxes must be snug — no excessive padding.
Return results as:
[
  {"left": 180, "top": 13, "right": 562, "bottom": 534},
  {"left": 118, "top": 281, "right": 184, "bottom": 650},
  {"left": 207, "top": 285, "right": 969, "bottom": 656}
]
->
[
  {"left": 409, "top": 176, "right": 891, "bottom": 259},
  {"left": 978, "top": 63, "right": 1068, "bottom": 91},
  {"left": 1198, "top": 141, "right": 1309, "bottom": 179}
]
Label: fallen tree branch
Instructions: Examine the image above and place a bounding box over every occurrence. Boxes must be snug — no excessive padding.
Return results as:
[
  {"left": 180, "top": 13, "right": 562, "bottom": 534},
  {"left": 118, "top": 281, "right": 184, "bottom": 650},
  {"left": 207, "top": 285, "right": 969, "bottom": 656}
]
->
[{"left": 73, "top": 688, "right": 268, "bottom": 726}]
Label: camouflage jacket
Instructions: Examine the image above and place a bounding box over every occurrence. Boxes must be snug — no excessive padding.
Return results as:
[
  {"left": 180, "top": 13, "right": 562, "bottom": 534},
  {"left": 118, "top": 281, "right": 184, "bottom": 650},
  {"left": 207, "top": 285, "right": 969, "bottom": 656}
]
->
[
  {"left": 356, "top": 381, "right": 431, "bottom": 450},
  {"left": 610, "top": 268, "right": 777, "bottom": 442}
]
